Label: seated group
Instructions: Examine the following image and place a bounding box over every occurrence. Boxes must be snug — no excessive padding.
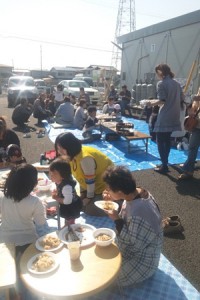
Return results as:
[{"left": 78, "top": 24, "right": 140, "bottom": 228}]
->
[{"left": 11, "top": 92, "right": 121, "bottom": 135}]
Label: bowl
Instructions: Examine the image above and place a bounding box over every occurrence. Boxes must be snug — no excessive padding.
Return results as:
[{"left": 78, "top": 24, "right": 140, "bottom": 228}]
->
[
  {"left": 93, "top": 228, "right": 116, "bottom": 247},
  {"left": 37, "top": 179, "right": 52, "bottom": 192}
]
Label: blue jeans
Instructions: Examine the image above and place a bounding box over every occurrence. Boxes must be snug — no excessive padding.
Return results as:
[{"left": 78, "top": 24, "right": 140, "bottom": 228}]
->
[
  {"left": 120, "top": 99, "right": 131, "bottom": 116},
  {"left": 156, "top": 132, "right": 172, "bottom": 167},
  {"left": 183, "top": 128, "right": 200, "bottom": 173}
]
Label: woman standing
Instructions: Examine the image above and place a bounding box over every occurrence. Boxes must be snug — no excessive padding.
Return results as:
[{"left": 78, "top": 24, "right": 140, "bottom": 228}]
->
[
  {"left": 148, "top": 64, "right": 184, "bottom": 174},
  {"left": 55, "top": 132, "right": 113, "bottom": 216}
]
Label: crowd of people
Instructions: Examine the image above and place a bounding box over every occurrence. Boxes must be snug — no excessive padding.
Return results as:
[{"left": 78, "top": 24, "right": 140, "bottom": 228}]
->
[{"left": 0, "top": 63, "right": 200, "bottom": 297}]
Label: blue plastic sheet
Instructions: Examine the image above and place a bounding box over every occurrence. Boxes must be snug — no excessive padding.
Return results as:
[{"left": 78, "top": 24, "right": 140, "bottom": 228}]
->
[{"left": 46, "top": 117, "right": 200, "bottom": 172}]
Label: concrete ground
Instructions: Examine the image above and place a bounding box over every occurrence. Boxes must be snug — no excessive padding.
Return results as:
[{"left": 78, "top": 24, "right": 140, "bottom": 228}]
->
[{"left": 0, "top": 94, "right": 200, "bottom": 292}]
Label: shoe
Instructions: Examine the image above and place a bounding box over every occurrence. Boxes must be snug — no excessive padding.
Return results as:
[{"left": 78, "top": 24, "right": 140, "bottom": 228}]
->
[
  {"left": 163, "top": 220, "right": 184, "bottom": 235},
  {"left": 162, "top": 215, "right": 181, "bottom": 224},
  {"left": 154, "top": 165, "right": 169, "bottom": 174},
  {"left": 178, "top": 172, "right": 193, "bottom": 180},
  {"left": 23, "top": 133, "right": 31, "bottom": 138}
]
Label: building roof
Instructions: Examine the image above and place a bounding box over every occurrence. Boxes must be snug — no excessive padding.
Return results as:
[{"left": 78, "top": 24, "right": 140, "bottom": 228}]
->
[
  {"left": 50, "top": 66, "right": 83, "bottom": 71},
  {"left": 118, "top": 10, "right": 200, "bottom": 44},
  {"left": 87, "top": 65, "right": 117, "bottom": 71}
]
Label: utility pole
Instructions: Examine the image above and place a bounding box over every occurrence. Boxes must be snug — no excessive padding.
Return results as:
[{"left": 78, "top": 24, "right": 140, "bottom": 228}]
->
[
  {"left": 40, "top": 45, "right": 43, "bottom": 78},
  {"left": 111, "top": 0, "right": 136, "bottom": 76}
]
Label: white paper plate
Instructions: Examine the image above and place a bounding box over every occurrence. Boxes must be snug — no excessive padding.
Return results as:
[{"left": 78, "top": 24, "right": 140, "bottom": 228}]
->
[
  {"left": 27, "top": 252, "right": 59, "bottom": 275},
  {"left": 95, "top": 200, "right": 119, "bottom": 212},
  {"left": 58, "top": 224, "right": 96, "bottom": 247},
  {"left": 35, "top": 233, "right": 63, "bottom": 252},
  {"left": 1, "top": 171, "right": 10, "bottom": 179}
]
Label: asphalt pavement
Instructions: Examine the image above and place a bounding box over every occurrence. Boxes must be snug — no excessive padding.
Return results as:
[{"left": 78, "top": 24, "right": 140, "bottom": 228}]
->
[{"left": 0, "top": 94, "right": 200, "bottom": 292}]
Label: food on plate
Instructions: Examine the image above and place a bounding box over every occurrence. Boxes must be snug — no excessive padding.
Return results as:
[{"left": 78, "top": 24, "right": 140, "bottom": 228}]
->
[
  {"left": 31, "top": 253, "right": 55, "bottom": 272},
  {"left": 96, "top": 233, "right": 111, "bottom": 241},
  {"left": 75, "top": 226, "right": 86, "bottom": 233},
  {"left": 2, "top": 172, "right": 10, "bottom": 179},
  {"left": 0, "top": 179, "right": 5, "bottom": 189},
  {"left": 37, "top": 177, "right": 44, "bottom": 181},
  {"left": 103, "top": 201, "right": 114, "bottom": 211},
  {"left": 40, "top": 236, "right": 61, "bottom": 250}
]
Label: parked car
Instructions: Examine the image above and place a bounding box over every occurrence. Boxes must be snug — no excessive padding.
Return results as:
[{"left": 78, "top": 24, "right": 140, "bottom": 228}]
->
[
  {"left": 72, "top": 76, "right": 93, "bottom": 86},
  {"left": 58, "top": 80, "right": 100, "bottom": 104},
  {"left": 7, "top": 76, "right": 38, "bottom": 107},
  {"left": 34, "top": 79, "right": 47, "bottom": 94}
]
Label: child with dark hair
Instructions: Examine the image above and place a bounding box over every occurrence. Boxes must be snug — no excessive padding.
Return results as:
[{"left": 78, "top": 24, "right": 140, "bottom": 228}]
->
[
  {"left": 102, "top": 165, "right": 163, "bottom": 287},
  {"left": 0, "top": 164, "right": 49, "bottom": 250},
  {"left": 6, "top": 144, "right": 27, "bottom": 165},
  {"left": 83, "top": 105, "right": 100, "bottom": 132},
  {"left": 49, "top": 158, "right": 82, "bottom": 225},
  {"left": 82, "top": 105, "right": 101, "bottom": 142}
]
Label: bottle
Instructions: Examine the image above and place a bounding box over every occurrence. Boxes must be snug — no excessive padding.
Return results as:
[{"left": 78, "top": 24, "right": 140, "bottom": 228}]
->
[
  {"left": 40, "top": 153, "right": 46, "bottom": 165},
  {"left": 177, "top": 142, "right": 182, "bottom": 151}
]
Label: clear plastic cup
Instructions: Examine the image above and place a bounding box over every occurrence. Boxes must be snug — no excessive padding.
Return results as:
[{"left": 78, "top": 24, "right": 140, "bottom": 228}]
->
[{"left": 68, "top": 241, "right": 81, "bottom": 261}]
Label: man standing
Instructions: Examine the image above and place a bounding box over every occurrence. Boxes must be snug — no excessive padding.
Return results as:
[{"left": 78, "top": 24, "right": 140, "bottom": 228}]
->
[{"left": 119, "top": 85, "right": 132, "bottom": 116}]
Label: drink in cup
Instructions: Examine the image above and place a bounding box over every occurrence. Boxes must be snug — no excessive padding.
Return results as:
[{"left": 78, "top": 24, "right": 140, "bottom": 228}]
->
[{"left": 68, "top": 241, "right": 81, "bottom": 261}]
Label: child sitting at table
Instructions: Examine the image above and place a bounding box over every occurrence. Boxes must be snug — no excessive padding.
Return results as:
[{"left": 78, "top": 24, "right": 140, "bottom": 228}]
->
[
  {"left": 49, "top": 158, "right": 82, "bottom": 226},
  {"left": 6, "top": 143, "right": 27, "bottom": 166},
  {"left": 0, "top": 163, "right": 50, "bottom": 253},
  {"left": 82, "top": 105, "right": 101, "bottom": 142},
  {"left": 102, "top": 165, "right": 163, "bottom": 287}
]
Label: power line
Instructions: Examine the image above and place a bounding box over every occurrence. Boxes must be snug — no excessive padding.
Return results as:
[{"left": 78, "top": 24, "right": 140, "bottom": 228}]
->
[{"left": 0, "top": 33, "right": 112, "bottom": 53}]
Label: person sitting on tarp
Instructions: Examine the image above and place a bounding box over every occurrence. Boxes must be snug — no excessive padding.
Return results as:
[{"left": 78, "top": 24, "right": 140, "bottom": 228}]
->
[{"left": 55, "top": 96, "right": 74, "bottom": 126}]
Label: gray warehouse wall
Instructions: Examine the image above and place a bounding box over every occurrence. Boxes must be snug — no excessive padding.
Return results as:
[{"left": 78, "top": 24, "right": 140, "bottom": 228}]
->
[{"left": 119, "top": 10, "right": 200, "bottom": 97}]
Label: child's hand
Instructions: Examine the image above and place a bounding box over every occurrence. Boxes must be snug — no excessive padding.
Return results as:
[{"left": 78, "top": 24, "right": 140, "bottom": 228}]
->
[{"left": 51, "top": 190, "right": 58, "bottom": 199}]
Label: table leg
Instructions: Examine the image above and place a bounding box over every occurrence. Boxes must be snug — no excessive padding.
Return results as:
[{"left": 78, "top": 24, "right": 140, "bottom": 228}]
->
[{"left": 145, "top": 138, "right": 148, "bottom": 153}]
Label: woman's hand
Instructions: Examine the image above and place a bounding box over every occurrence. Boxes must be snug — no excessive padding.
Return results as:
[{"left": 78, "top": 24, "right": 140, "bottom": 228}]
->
[
  {"left": 102, "top": 189, "right": 113, "bottom": 200},
  {"left": 106, "top": 209, "right": 120, "bottom": 221}
]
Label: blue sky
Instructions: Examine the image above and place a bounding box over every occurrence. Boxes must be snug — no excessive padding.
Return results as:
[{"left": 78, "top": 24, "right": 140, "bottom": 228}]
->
[{"left": 0, "top": 0, "right": 199, "bottom": 70}]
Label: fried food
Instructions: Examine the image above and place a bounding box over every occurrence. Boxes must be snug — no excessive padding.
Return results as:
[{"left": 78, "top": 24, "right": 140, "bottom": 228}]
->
[
  {"left": 32, "top": 253, "right": 55, "bottom": 272},
  {"left": 96, "top": 233, "right": 111, "bottom": 241},
  {"left": 40, "top": 235, "right": 60, "bottom": 250},
  {"left": 103, "top": 201, "right": 114, "bottom": 211},
  {"left": 75, "top": 226, "right": 86, "bottom": 233}
]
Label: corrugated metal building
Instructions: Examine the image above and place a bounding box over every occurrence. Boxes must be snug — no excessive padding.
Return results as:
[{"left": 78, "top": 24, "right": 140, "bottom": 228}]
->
[{"left": 118, "top": 10, "right": 200, "bottom": 101}]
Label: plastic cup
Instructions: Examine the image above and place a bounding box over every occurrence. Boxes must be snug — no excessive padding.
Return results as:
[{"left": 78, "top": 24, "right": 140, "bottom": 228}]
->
[{"left": 68, "top": 241, "right": 81, "bottom": 261}]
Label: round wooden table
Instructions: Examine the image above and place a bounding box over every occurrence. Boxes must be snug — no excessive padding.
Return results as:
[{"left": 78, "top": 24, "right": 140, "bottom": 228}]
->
[{"left": 20, "top": 241, "right": 121, "bottom": 299}]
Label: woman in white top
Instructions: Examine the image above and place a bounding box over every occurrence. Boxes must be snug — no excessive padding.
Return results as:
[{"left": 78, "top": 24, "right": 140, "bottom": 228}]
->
[{"left": 0, "top": 164, "right": 49, "bottom": 252}]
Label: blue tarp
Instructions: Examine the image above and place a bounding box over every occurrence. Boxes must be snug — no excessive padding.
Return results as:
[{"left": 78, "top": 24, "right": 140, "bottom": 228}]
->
[{"left": 46, "top": 117, "right": 200, "bottom": 172}]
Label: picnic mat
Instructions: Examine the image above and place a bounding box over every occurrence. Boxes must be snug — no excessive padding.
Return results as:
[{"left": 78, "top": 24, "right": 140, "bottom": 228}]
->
[
  {"left": 47, "top": 215, "right": 200, "bottom": 300},
  {"left": 45, "top": 117, "right": 200, "bottom": 172}
]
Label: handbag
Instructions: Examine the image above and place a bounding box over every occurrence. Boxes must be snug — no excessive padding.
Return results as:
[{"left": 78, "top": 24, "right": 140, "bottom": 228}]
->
[{"left": 184, "top": 108, "right": 200, "bottom": 132}]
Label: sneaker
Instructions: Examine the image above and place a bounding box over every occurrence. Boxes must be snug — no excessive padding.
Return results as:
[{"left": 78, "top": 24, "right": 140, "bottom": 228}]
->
[
  {"left": 23, "top": 133, "right": 31, "bottom": 138},
  {"left": 162, "top": 215, "right": 181, "bottom": 224},
  {"left": 163, "top": 220, "right": 184, "bottom": 235}
]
